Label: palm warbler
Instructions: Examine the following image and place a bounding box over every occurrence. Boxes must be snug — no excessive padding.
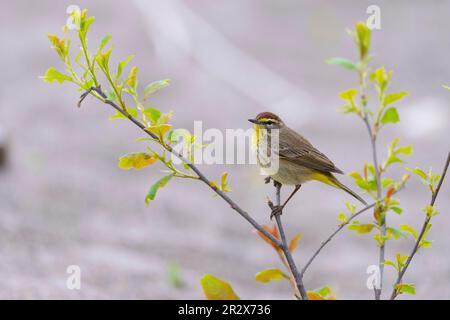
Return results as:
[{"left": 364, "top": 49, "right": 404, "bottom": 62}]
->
[{"left": 249, "top": 112, "right": 367, "bottom": 212}]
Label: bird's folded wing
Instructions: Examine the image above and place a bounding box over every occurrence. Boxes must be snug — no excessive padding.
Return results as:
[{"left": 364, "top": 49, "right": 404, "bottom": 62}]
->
[{"left": 277, "top": 129, "right": 343, "bottom": 174}]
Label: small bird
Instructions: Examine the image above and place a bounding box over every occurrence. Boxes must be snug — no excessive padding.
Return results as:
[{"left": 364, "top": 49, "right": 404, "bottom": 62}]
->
[{"left": 249, "top": 112, "right": 367, "bottom": 216}]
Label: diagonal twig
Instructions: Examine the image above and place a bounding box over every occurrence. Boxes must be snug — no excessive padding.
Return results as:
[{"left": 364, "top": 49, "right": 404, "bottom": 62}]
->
[
  {"left": 300, "top": 180, "right": 407, "bottom": 278},
  {"left": 79, "top": 86, "right": 283, "bottom": 249},
  {"left": 390, "top": 151, "right": 450, "bottom": 300}
]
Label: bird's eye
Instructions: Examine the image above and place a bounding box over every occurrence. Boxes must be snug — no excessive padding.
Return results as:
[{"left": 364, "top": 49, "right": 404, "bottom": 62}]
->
[{"left": 266, "top": 120, "right": 273, "bottom": 125}]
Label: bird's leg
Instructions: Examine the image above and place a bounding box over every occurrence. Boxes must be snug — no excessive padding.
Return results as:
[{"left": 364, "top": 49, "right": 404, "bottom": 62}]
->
[
  {"left": 268, "top": 181, "right": 282, "bottom": 219},
  {"left": 270, "top": 184, "right": 301, "bottom": 219},
  {"left": 282, "top": 184, "right": 302, "bottom": 208}
]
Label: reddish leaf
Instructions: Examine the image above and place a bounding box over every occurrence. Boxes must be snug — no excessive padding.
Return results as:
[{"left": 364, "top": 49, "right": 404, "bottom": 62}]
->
[
  {"left": 289, "top": 234, "right": 302, "bottom": 252},
  {"left": 257, "top": 224, "right": 280, "bottom": 251},
  {"left": 385, "top": 185, "right": 395, "bottom": 205}
]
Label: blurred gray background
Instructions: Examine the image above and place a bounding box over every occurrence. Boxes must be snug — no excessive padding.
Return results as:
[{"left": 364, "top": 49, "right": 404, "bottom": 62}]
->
[{"left": 0, "top": 0, "right": 449, "bottom": 299}]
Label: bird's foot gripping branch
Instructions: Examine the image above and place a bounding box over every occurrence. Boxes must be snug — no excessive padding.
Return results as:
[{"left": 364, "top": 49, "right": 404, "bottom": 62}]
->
[{"left": 43, "top": 8, "right": 449, "bottom": 299}]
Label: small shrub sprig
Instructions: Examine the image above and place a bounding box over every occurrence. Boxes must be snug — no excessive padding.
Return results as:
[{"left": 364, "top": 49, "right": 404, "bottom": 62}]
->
[{"left": 327, "top": 22, "right": 449, "bottom": 299}]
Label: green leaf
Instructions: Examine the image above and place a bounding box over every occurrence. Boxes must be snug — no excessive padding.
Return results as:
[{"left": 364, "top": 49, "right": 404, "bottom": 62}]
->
[
  {"left": 345, "top": 202, "right": 356, "bottom": 214},
  {"left": 95, "top": 48, "right": 112, "bottom": 73},
  {"left": 383, "top": 92, "right": 409, "bottom": 106},
  {"left": 423, "top": 205, "right": 439, "bottom": 218},
  {"left": 145, "top": 174, "right": 174, "bottom": 204},
  {"left": 390, "top": 206, "right": 403, "bottom": 215},
  {"left": 325, "top": 57, "right": 356, "bottom": 70},
  {"left": 116, "top": 55, "right": 134, "bottom": 79},
  {"left": 255, "top": 268, "right": 289, "bottom": 283},
  {"left": 443, "top": 85, "right": 450, "bottom": 90},
  {"left": 348, "top": 222, "right": 375, "bottom": 234},
  {"left": 355, "top": 22, "right": 371, "bottom": 59},
  {"left": 200, "top": 275, "right": 239, "bottom": 300},
  {"left": 315, "top": 286, "right": 331, "bottom": 297},
  {"left": 395, "top": 283, "right": 416, "bottom": 295},
  {"left": 41, "top": 68, "right": 72, "bottom": 84},
  {"left": 118, "top": 152, "right": 158, "bottom": 170},
  {"left": 384, "top": 260, "right": 398, "bottom": 271},
  {"left": 143, "top": 107, "right": 161, "bottom": 124},
  {"left": 349, "top": 171, "right": 363, "bottom": 181},
  {"left": 382, "top": 178, "right": 394, "bottom": 188},
  {"left": 371, "top": 67, "right": 391, "bottom": 91},
  {"left": 396, "top": 253, "right": 409, "bottom": 269},
  {"left": 146, "top": 124, "right": 172, "bottom": 137},
  {"left": 47, "top": 35, "right": 69, "bottom": 60},
  {"left": 166, "top": 262, "right": 183, "bottom": 289},
  {"left": 126, "top": 66, "right": 138, "bottom": 91},
  {"left": 168, "top": 128, "right": 191, "bottom": 143},
  {"left": 80, "top": 16, "right": 95, "bottom": 38},
  {"left": 99, "top": 35, "right": 112, "bottom": 51},
  {"left": 386, "top": 227, "right": 406, "bottom": 240},
  {"left": 108, "top": 107, "right": 138, "bottom": 120},
  {"left": 158, "top": 111, "right": 174, "bottom": 125},
  {"left": 143, "top": 79, "right": 171, "bottom": 100},
  {"left": 419, "top": 239, "right": 432, "bottom": 248},
  {"left": 406, "top": 167, "right": 427, "bottom": 180},
  {"left": 373, "top": 233, "right": 384, "bottom": 247},
  {"left": 396, "top": 145, "right": 413, "bottom": 156},
  {"left": 399, "top": 224, "right": 418, "bottom": 239},
  {"left": 381, "top": 107, "right": 400, "bottom": 124},
  {"left": 339, "top": 104, "right": 358, "bottom": 114},
  {"left": 337, "top": 213, "right": 347, "bottom": 224},
  {"left": 339, "top": 88, "right": 357, "bottom": 101}
]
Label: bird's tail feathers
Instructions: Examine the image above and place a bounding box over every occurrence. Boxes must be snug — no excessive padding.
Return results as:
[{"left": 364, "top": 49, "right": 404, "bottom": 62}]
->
[{"left": 311, "top": 173, "right": 368, "bottom": 206}]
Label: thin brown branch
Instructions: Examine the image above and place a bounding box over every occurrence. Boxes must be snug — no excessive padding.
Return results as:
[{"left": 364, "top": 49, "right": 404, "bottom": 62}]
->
[
  {"left": 300, "top": 181, "right": 406, "bottom": 278},
  {"left": 390, "top": 151, "right": 450, "bottom": 300},
  {"left": 273, "top": 183, "right": 308, "bottom": 300},
  {"left": 80, "top": 86, "right": 282, "bottom": 249},
  {"left": 364, "top": 116, "right": 385, "bottom": 300}
]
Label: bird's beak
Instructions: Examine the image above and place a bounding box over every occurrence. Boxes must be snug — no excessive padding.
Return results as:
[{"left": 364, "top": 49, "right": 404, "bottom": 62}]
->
[{"left": 248, "top": 118, "right": 260, "bottom": 124}]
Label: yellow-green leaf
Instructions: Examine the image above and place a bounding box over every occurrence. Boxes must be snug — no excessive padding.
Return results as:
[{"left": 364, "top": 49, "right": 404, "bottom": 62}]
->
[
  {"left": 337, "top": 213, "right": 347, "bottom": 224},
  {"left": 220, "top": 172, "right": 231, "bottom": 193},
  {"left": 255, "top": 268, "right": 289, "bottom": 283},
  {"left": 98, "top": 34, "right": 112, "bottom": 52},
  {"left": 201, "top": 275, "right": 239, "bottom": 300},
  {"left": 41, "top": 68, "right": 72, "bottom": 84},
  {"left": 109, "top": 107, "right": 138, "bottom": 120},
  {"left": 339, "top": 88, "right": 357, "bottom": 101},
  {"left": 383, "top": 92, "right": 409, "bottom": 106},
  {"left": 146, "top": 124, "right": 172, "bottom": 137},
  {"left": 399, "top": 224, "right": 418, "bottom": 239},
  {"left": 143, "top": 107, "right": 161, "bottom": 124},
  {"left": 325, "top": 57, "right": 356, "bottom": 70},
  {"left": 118, "top": 153, "right": 157, "bottom": 170},
  {"left": 355, "top": 22, "right": 371, "bottom": 59},
  {"left": 145, "top": 174, "right": 174, "bottom": 204},
  {"left": 158, "top": 111, "right": 174, "bottom": 125},
  {"left": 381, "top": 107, "right": 400, "bottom": 124},
  {"left": 144, "top": 79, "right": 171, "bottom": 100},
  {"left": 95, "top": 48, "right": 112, "bottom": 72},
  {"left": 395, "top": 283, "right": 416, "bottom": 295},
  {"left": 116, "top": 55, "right": 134, "bottom": 79},
  {"left": 126, "top": 66, "right": 138, "bottom": 91},
  {"left": 348, "top": 223, "right": 375, "bottom": 234}
]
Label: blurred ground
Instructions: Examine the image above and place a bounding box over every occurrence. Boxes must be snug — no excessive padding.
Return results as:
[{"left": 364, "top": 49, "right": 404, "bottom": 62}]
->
[{"left": 0, "top": 0, "right": 449, "bottom": 299}]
